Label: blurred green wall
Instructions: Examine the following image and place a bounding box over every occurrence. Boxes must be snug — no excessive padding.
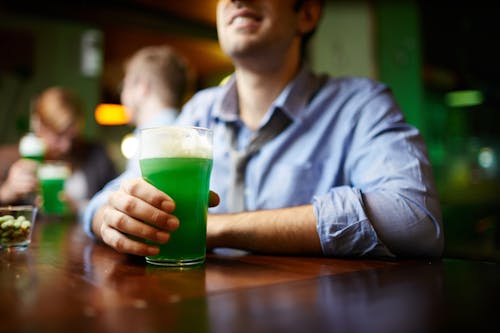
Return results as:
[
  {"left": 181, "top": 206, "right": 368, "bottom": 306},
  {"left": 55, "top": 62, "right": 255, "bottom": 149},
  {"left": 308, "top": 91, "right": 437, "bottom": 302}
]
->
[
  {"left": 0, "top": 14, "right": 102, "bottom": 144},
  {"left": 312, "top": 0, "right": 424, "bottom": 134}
]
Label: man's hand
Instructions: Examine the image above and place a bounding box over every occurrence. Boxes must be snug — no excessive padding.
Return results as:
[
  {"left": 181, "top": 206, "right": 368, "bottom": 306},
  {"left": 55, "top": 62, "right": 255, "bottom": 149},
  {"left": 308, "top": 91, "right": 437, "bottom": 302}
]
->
[
  {"left": 93, "top": 178, "right": 178, "bottom": 256},
  {"left": 92, "top": 178, "right": 220, "bottom": 256}
]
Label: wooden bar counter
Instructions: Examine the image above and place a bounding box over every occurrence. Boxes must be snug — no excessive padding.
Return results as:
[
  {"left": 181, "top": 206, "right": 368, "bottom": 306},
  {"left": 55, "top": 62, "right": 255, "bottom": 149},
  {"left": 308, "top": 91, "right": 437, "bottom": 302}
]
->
[{"left": 1, "top": 217, "right": 499, "bottom": 332}]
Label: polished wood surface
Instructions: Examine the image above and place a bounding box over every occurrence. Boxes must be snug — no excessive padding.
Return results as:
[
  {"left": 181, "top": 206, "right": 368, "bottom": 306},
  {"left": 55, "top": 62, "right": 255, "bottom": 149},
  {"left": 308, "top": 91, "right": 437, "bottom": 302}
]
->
[{"left": 1, "top": 218, "right": 499, "bottom": 333}]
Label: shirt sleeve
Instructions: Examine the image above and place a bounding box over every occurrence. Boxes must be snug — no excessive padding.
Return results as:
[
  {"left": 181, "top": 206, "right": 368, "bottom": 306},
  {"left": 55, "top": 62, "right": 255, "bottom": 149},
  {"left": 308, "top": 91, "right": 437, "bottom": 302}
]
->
[
  {"left": 313, "top": 186, "right": 395, "bottom": 258},
  {"left": 313, "top": 84, "right": 443, "bottom": 258}
]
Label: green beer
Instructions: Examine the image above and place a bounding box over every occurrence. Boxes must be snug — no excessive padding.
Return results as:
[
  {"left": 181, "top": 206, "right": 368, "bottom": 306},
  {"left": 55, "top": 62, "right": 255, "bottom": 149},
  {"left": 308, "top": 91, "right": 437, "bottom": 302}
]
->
[
  {"left": 139, "top": 126, "right": 213, "bottom": 267},
  {"left": 140, "top": 157, "right": 213, "bottom": 264},
  {"left": 38, "top": 162, "right": 71, "bottom": 216},
  {"left": 23, "top": 154, "right": 44, "bottom": 162}
]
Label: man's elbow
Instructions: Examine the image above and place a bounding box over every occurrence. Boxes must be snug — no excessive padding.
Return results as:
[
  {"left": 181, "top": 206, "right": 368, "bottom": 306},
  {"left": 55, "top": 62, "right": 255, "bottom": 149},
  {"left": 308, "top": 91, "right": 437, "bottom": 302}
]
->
[
  {"left": 364, "top": 192, "right": 444, "bottom": 258},
  {"left": 391, "top": 214, "right": 444, "bottom": 258}
]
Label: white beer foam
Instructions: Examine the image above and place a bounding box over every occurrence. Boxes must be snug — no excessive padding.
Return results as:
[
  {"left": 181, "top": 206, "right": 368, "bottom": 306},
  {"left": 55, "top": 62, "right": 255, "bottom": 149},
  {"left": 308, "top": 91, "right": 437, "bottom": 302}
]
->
[
  {"left": 19, "top": 133, "right": 46, "bottom": 157},
  {"left": 140, "top": 126, "right": 212, "bottom": 159},
  {"left": 38, "top": 163, "right": 71, "bottom": 180}
]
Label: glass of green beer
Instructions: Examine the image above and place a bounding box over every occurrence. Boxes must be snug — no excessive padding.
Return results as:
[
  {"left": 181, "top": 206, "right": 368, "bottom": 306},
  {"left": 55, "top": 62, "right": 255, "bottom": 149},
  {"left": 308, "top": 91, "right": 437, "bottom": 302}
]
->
[
  {"left": 139, "top": 126, "right": 213, "bottom": 267},
  {"left": 19, "top": 132, "right": 46, "bottom": 162},
  {"left": 37, "top": 161, "right": 71, "bottom": 216}
]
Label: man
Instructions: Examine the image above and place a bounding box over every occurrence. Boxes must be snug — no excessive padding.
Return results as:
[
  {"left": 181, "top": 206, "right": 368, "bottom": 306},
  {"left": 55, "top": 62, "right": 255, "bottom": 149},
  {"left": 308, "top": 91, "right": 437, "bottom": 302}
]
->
[
  {"left": 82, "top": 45, "right": 190, "bottom": 231},
  {"left": 84, "top": 0, "right": 443, "bottom": 259}
]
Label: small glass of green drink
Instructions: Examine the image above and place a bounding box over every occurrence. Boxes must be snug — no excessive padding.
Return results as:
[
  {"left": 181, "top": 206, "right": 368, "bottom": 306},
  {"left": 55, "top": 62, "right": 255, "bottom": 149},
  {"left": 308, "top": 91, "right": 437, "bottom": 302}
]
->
[
  {"left": 37, "top": 161, "right": 71, "bottom": 216},
  {"left": 19, "top": 132, "right": 46, "bottom": 162},
  {"left": 139, "top": 126, "right": 213, "bottom": 267}
]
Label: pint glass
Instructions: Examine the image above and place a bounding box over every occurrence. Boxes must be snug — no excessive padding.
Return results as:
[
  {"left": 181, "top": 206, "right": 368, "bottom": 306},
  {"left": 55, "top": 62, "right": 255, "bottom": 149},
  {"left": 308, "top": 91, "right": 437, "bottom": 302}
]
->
[
  {"left": 19, "top": 133, "right": 46, "bottom": 162},
  {"left": 139, "top": 126, "right": 213, "bottom": 266},
  {"left": 37, "top": 161, "right": 71, "bottom": 216}
]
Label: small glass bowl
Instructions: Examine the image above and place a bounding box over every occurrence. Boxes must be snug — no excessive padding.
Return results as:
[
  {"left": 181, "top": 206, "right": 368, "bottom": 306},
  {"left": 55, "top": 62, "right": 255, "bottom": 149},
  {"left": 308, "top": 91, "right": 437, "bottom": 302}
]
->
[{"left": 0, "top": 205, "right": 37, "bottom": 249}]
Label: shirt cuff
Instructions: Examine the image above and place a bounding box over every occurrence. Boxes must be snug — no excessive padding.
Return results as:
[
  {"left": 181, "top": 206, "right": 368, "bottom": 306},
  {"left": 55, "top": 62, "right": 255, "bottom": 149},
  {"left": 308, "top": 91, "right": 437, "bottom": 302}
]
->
[
  {"left": 80, "top": 188, "right": 110, "bottom": 240},
  {"left": 313, "top": 186, "right": 394, "bottom": 258}
]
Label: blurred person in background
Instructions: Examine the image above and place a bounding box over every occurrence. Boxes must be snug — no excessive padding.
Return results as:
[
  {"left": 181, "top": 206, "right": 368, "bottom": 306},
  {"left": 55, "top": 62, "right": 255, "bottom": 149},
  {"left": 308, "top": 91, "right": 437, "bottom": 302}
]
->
[
  {"left": 0, "top": 86, "right": 118, "bottom": 215},
  {"left": 82, "top": 45, "right": 191, "bottom": 226}
]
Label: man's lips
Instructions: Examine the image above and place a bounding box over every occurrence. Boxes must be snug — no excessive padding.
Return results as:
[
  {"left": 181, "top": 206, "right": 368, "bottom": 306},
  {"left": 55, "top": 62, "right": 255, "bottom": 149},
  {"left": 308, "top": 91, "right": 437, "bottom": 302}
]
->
[{"left": 229, "top": 9, "right": 263, "bottom": 26}]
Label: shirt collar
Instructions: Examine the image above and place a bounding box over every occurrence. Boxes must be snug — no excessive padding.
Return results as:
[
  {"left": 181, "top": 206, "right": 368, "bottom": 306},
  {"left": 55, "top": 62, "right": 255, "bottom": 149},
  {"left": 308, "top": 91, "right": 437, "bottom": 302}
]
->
[
  {"left": 214, "top": 75, "right": 239, "bottom": 122},
  {"left": 213, "top": 64, "right": 323, "bottom": 126}
]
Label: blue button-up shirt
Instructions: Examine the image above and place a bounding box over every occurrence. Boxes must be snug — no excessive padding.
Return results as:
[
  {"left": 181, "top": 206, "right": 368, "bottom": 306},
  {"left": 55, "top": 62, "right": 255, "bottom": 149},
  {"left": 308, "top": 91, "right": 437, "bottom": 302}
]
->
[
  {"left": 83, "top": 67, "right": 443, "bottom": 258},
  {"left": 176, "top": 65, "right": 443, "bottom": 258}
]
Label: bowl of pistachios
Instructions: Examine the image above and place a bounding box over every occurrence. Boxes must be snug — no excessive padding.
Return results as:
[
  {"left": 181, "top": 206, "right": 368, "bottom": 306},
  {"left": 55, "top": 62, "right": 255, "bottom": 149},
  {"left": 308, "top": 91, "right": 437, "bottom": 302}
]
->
[{"left": 0, "top": 205, "right": 37, "bottom": 249}]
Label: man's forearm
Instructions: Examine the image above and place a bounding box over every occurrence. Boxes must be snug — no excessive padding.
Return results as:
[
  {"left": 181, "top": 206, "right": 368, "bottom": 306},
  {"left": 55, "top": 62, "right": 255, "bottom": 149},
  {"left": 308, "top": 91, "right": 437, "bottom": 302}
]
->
[{"left": 207, "top": 204, "right": 322, "bottom": 255}]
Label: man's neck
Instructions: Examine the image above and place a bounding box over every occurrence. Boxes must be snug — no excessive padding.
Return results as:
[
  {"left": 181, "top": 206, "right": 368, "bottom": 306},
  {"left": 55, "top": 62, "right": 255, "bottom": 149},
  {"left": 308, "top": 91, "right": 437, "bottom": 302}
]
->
[{"left": 234, "top": 52, "right": 301, "bottom": 131}]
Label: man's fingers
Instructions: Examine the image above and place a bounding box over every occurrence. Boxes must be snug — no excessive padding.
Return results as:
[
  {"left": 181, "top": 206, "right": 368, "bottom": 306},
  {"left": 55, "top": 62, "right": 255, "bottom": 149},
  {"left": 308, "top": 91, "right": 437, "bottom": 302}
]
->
[
  {"left": 100, "top": 223, "right": 160, "bottom": 257},
  {"left": 96, "top": 178, "right": 182, "bottom": 257},
  {"left": 109, "top": 185, "right": 179, "bottom": 231},
  {"left": 121, "top": 178, "right": 175, "bottom": 212},
  {"left": 209, "top": 191, "right": 220, "bottom": 207},
  {"left": 102, "top": 204, "right": 175, "bottom": 242}
]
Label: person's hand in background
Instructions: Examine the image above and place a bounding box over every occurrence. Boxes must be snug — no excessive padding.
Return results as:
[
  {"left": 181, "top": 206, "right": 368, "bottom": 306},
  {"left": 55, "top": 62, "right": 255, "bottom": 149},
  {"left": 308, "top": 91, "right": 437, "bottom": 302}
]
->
[{"left": 0, "top": 159, "right": 39, "bottom": 204}]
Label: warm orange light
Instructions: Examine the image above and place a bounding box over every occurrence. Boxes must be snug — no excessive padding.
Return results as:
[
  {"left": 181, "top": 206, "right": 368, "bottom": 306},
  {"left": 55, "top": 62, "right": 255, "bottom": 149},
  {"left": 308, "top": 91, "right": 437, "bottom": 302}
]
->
[{"left": 94, "top": 104, "right": 130, "bottom": 125}]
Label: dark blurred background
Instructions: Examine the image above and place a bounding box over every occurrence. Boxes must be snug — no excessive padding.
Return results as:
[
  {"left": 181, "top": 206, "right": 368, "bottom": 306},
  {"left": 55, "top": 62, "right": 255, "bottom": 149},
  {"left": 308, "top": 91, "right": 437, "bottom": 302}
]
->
[{"left": 1, "top": 0, "right": 499, "bottom": 261}]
